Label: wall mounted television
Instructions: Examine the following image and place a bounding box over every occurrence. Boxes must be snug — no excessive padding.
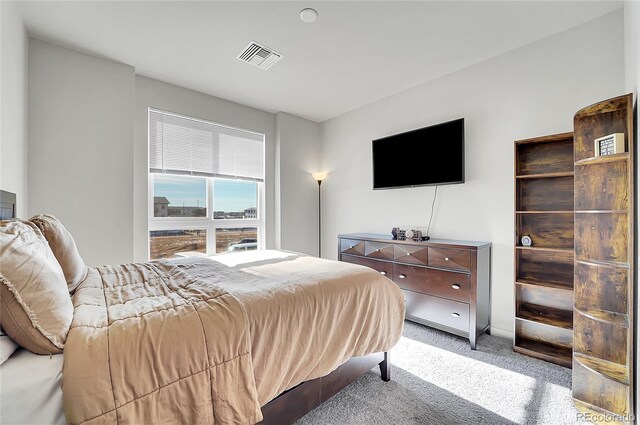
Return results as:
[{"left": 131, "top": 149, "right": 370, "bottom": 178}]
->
[{"left": 372, "top": 118, "right": 465, "bottom": 189}]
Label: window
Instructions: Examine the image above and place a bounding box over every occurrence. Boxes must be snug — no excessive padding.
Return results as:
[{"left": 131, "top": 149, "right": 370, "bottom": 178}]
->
[
  {"left": 150, "top": 229, "right": 207, "bottom": 259},
  {"left": 148, "top": 109, "right": 265, "bottom": 260},
  {"left": 154, "top": 175, "right": 207, "bottom": 218}
]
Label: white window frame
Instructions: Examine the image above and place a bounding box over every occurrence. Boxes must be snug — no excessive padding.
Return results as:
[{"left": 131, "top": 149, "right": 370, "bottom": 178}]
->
[{"left": 147, "top": 112, "right": 266, "bottom": 259}]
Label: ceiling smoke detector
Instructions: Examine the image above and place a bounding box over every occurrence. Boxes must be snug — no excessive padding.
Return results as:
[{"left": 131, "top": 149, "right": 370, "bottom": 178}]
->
[
  {"left": 236, "top": 40, "right": 283, "bottom": 70},
  {"left": 300, "top": 8, "right": 318, "bottom": 23}
]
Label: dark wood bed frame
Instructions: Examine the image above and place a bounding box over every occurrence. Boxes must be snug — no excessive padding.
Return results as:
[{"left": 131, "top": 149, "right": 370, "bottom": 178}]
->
[{"left": 259, "top": 351, "right": 390, "bottom": 424}]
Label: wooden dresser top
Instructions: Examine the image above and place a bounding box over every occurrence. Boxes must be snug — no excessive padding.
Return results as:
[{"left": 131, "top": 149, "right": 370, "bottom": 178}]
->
[{"left": 338, "top": 233, "right": 491, "bottom": 250}]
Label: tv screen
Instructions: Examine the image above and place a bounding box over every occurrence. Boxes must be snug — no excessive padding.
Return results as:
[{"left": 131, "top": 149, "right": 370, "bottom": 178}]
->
[{"left": 372, "top": 118, "right": 464, "bottom": 189}]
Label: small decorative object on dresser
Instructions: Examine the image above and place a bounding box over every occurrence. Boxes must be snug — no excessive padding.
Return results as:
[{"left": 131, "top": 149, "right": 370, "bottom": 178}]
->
[
  {"left": 392, "top": 225, "right": 428, "bottom": 241},
  {"left": 338, "top": 233, "right": 491, "bottom": 349}
]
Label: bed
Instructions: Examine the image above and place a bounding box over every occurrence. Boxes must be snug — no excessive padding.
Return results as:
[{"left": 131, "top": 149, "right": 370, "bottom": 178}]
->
[
  {"left": 0, "top": 203, "right": 405, "bottom": 424},
  {"left": 0, "top": 349, "right": 65, "bottom": 425}
]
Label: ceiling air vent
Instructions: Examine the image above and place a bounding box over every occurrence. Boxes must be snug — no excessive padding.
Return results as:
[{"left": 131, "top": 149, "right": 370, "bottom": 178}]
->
[{"left": 237, "top": 40, "right": 283, "bottom": 70}]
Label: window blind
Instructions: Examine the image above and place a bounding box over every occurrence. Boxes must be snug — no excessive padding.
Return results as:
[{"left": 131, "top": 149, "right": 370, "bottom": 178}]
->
[{"left": 149, "top": 109, "right": 264, "bottom": 182}]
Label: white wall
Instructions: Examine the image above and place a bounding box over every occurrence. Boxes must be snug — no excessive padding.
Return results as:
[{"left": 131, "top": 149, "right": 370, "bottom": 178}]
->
[
  {"left": 0, "top": 2, "right": 28, "bottom": 215},
  {"left": 624, "top": 1, "right": 639, "bottom": 97},
  {"left": 25, "top": 39, "right": 318, "bottom": 266},
  {"left": 623, "top": 0, "right": 639, "bottom": 417},
  {"left": 133, "top": 76, "right": 277, "bottom": 262},
  {"left": 275, "top": 112, "right": 321, "bottom": 256},
  {"left": 320, "top": 10, "right": 625, "bottom": 337},
  {"left": 27, "top": 39, "right": 135, "bottom": 266}
]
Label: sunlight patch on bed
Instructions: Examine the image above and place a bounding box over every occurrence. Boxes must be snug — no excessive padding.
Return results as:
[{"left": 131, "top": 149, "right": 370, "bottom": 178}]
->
[
  {"left": 206, "top": 249, "right": 296, "bottom": 267},
  {"left": 390, "top": 336, "right": 547, "bottom": 424}
]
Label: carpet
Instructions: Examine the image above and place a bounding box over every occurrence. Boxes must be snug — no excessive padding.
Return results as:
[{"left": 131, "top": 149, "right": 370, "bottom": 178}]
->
[{"left": 296, "top": 321, "right": 578, "bottom": 425}]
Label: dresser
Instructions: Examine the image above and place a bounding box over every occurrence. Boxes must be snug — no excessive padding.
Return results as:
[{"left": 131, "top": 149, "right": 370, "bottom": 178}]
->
[{"left": 338, "top": 233, "right": 491, "bottom": 349}]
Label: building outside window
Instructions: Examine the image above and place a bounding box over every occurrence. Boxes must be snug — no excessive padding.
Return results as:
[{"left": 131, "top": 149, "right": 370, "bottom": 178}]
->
[{"left": 148, "top": 109, "right": 265, "bottom": 260}]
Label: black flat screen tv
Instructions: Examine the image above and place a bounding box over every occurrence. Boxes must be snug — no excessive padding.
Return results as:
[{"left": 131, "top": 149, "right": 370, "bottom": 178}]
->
[{"left": 372, "top": 118, "right": 464, "bottom": 189}]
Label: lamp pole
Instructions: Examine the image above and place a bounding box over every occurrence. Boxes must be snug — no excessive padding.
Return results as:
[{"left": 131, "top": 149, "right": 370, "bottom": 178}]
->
[
  {"left": 311, "top": 172, "right": 327, "bottom": 258},
  {"left": 317, "top": 179, "right": 322, "bottom": 257}
]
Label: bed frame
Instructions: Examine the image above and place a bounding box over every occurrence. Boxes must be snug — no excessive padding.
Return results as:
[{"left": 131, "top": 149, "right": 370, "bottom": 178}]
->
[{"left": 259, "top": 351, "right": 390, "bottom": 424}]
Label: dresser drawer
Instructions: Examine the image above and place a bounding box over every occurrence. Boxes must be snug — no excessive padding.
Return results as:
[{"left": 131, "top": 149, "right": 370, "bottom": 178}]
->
[
  {"left": 403, "top": 290, "right": 470, "bottom": 333},
  {"left": 364, "top": 241, "right": 395, "bottom": 261},
  {"left": 394, "top": 264, "right": 470, "bottom": 303},
  {"left": 394, "top": 244, "right": 428, "bottom": 265},
  {"left": 428, "top": 247, "right": 471, "bottom": 272},
  {"left": 341, "top": 255, "right": 393, "bottom": 278},
  {"left": 339, "top": 239, "right": 365, "bottom": 256}
]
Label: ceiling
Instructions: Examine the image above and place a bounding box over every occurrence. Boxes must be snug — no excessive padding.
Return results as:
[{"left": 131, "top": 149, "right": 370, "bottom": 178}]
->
[{"left": 16, "top": 1, "right": 622, "bottom": 122}]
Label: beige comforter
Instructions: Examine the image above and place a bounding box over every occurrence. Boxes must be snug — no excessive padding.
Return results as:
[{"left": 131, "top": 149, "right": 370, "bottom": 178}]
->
[{"left": 62, "top": 250, "right": 405, "bottom": 425}]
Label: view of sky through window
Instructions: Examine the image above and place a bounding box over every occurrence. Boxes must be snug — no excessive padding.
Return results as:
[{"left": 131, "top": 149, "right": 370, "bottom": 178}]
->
[
  {"left": 154, "top": 175, "right": 206, "bottom": 207},
  {"left": 154, "top": 175, "right": 257, "bottom": 215},
  {"left": 213, "top": 179, "right": 257, "bottom": 213}
]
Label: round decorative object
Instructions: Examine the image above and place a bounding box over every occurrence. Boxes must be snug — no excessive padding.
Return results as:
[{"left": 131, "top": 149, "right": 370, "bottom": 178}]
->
[
  {"left": 521, "top": 235, "right": 532, "bottom": 247},
  {"left": 300, "top": 8, "right": 318, "bottom": 23}
]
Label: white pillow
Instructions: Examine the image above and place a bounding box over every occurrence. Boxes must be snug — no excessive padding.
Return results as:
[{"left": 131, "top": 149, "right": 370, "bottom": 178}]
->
[{"left": 0, "top": 327, "right": 18, "bottom": 364}]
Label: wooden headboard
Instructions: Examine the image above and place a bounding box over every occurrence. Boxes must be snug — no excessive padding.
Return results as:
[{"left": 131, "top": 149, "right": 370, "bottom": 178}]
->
[{"left": 0, "top": 190, "right": 16, "bottom": 219}]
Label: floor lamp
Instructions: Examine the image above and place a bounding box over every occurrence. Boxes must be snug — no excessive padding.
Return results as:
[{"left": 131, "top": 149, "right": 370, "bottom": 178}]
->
[{"left": 312, "top": 172, "right": 327, "bottom": 257}]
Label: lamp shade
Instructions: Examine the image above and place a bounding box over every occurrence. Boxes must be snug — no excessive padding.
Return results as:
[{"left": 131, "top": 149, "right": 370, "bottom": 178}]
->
[{"left": 312, "top": 171, "right": 328, "bottom": 182}]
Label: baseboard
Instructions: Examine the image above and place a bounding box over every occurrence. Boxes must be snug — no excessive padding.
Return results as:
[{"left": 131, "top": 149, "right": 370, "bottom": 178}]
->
[{"left": 488, "top": 327, "right": 512, "bottom": 340}]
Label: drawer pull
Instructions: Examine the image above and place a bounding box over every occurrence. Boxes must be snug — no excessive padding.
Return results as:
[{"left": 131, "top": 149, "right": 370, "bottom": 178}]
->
[
  {"left": 349, "top": 245, "right": 354, "bottom": 249},
  {"left": 452, "top": 312, "right": 460, "bottom": 318},
  {"left": 380, "top": 271, "right": 387, "bottom": 276},
  {"left": 445, "top": 257, "right": 450, "bottom": 261},
  {"left": 451, "top": 284, "right": 461, "bottom": 290},
  {"left": 407, "top": 252, "right": 411, "bottom": 256},
  {"left": 375, "top": 249, "right": 380, "bottom": 252},
  {"left": 398, "top": 274, "right": 406, "bottom": 279}
]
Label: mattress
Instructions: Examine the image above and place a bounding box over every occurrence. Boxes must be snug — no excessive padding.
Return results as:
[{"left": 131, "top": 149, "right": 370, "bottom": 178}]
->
[{"left": 0, "top": 349, "right": 65, "bottom": 425}]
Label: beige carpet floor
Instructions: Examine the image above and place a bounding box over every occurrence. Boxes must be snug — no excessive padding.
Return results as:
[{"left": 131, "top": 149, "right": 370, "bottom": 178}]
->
[{"left": 296, "top": 321, "right": 578, "bottom": 425}]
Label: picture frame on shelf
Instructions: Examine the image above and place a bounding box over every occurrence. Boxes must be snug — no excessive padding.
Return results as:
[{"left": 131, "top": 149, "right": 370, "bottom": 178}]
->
[{"left": 594, "top": 133, "right": 625, "bottom": 157}]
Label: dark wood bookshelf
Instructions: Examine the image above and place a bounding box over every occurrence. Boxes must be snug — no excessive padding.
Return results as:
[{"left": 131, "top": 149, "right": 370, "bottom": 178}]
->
[
  {"left": 516, "top": 305, "right": 573, "bottom": 330},
  {"left": 515, "top": 246, "right": 573, "bottom": 253},
  {"left": 515, "top": 278, "right": 573, "bottom": 291},
  {"left": 574, "top": 307, "right": 629, "bottom": 327},
  {"left": 573, "top": 352, "right": 629, "bottom": 385},
  {"left": 574, "top": 152, "right": 629, "bottom": 166},
  {"left": 515, "top": 171, "right": 574, "bottom": 179},
  {"left": 515, "top": 210, "right": 573, "bottom": 214},
  {"left": 572, "top": 94, "right": 634, "bottom": 421},
  {"left": 514, "top": 132, "right": 574, "bottom": 367},
  {"left": 514, "top": 336, "right": 572, "bottom": 368}
]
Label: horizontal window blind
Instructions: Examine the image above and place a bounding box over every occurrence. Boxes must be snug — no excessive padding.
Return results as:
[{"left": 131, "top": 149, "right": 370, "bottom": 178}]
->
[{"left": 149, "top": 109, "right": 264, "bottom": 182}]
